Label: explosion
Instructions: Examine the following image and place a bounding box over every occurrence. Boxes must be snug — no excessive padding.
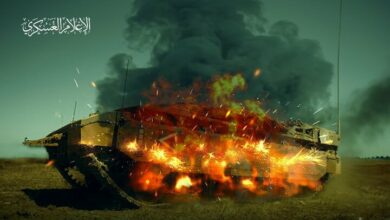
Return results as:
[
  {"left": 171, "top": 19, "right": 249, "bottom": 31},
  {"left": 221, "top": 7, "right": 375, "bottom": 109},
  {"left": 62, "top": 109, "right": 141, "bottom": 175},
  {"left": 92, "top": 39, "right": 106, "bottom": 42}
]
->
[{"left": 118, "top": 73, "right": 328, "bottom": 198}]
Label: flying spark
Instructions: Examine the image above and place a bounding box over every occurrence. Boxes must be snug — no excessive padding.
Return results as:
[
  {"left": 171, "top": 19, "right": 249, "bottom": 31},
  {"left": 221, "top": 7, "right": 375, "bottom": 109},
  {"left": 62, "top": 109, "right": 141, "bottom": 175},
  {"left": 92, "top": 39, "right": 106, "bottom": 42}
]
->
[
  {"left": 45, "top": 160, "right": 55, "bottom": 167},
  {"left": 253, "top": 68, "right": 261, "bottom": 77},
  {"left": 225, "top": 110, "right": 231, "bottom": 118}
]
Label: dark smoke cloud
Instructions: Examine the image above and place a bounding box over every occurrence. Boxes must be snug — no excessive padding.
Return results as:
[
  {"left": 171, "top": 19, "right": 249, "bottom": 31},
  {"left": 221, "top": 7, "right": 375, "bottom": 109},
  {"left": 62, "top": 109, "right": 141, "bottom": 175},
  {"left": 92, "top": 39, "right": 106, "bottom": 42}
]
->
[
  {"left": 96, "top": 0, "right": 335, "bottom": 123},
  {"left": 341, "top": 74, "right": 390, "bottom": 155}
]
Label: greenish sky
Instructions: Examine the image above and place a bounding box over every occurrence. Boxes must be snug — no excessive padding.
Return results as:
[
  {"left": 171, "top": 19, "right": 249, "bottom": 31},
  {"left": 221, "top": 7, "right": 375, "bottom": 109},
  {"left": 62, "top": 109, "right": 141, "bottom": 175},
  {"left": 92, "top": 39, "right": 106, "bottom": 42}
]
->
[{"left": 0, "top": 0, "right": 389, "bottom": 158}]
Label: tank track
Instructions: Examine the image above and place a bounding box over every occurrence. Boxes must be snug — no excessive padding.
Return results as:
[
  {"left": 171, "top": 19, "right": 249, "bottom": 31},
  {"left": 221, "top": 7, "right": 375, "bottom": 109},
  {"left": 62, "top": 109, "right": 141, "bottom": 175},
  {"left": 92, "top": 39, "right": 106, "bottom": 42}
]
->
[
  {"left": 76, "top": 153, "right": 148, "bottom": 208},
  {"left": 56, "top": 164, "right": 87, "bottom": 188}
]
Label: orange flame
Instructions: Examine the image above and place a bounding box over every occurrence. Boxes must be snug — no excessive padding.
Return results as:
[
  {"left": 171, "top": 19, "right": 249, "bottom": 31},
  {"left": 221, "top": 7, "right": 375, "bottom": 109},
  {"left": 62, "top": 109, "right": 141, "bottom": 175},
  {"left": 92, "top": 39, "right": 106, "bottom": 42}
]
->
[
  {"left": 241, "top": 179, "right": 256, "bottom": 192},
  {"left": 175, "top": 176, "right": 193, "bottom": 192},
  {"left": 118, "top": 73, "right": 327, "bottom": 198}
]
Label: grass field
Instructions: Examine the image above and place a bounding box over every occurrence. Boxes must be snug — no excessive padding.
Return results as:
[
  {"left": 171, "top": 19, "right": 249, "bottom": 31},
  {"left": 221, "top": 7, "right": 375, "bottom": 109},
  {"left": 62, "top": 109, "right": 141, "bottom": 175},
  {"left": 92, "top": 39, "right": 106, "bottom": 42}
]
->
[{"left": 0, "top": 158, "right": 389, "bottom": 220}]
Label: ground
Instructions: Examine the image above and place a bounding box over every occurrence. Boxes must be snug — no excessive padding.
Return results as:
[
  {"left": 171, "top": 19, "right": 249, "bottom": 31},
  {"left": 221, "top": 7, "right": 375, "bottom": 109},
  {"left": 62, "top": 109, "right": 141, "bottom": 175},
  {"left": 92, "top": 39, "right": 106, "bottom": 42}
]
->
[{"left": 0, "top": 158, "right": 389, "bottom": 220}]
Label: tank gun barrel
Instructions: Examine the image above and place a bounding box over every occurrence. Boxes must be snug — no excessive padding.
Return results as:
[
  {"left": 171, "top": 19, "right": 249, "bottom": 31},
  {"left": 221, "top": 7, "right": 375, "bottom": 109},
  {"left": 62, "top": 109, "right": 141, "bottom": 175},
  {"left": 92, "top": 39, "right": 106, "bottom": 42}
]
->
[{"left": 23, "top": 133, "right": 63, "bottom": 147}]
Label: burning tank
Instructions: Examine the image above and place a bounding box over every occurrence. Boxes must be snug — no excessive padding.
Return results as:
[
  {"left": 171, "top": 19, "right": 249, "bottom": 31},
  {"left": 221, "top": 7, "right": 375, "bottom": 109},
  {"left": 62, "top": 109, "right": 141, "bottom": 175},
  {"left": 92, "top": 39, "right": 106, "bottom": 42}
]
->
[{"left": 23, "top": 102, "right": 341, "bottom": 207}]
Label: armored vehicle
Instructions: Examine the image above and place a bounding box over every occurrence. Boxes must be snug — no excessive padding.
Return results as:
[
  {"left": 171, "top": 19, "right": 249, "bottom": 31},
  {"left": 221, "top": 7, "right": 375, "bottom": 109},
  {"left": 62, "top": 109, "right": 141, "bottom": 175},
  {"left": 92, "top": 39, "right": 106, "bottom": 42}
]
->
[{"left": 24, "top": 103, "right": 340, "bottom": 207}]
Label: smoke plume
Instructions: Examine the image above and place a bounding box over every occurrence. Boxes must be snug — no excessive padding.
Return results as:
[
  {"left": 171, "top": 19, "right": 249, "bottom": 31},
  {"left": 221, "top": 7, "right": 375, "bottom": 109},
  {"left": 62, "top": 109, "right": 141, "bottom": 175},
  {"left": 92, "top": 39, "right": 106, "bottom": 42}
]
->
[
  {"left": 342, "top": 74, "right": 390, "bottom": 155},
  {"left": 96, "top": 0, "right": 335, "bottom": 123}
]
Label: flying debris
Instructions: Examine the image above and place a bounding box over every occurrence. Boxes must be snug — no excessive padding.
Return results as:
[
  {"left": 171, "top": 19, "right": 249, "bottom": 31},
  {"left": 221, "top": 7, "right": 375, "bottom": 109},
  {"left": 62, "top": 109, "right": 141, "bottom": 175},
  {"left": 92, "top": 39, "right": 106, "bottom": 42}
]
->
[
  {"left": 73, "top": 78, "right": 79, "bottom": 88},
  {"left": 313, "top": 107, "right": 324, "bottom": 115}
]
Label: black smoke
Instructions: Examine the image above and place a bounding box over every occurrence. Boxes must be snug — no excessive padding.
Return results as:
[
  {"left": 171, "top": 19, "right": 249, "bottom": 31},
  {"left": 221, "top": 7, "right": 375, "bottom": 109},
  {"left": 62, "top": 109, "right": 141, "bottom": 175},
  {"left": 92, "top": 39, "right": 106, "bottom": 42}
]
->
[
  {"left": 96, "top": 0, "right": 335, "bottom": 123},
  {"left": 341, "top": 74, "right": 390, "bottom": 155}
]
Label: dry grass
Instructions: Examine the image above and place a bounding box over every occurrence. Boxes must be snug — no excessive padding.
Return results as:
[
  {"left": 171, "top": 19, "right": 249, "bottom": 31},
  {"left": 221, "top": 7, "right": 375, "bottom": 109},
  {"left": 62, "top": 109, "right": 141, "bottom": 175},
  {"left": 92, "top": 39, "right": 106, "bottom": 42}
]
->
[{"left": 0, "top": 158, "right": 389, "bottom": 220}]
